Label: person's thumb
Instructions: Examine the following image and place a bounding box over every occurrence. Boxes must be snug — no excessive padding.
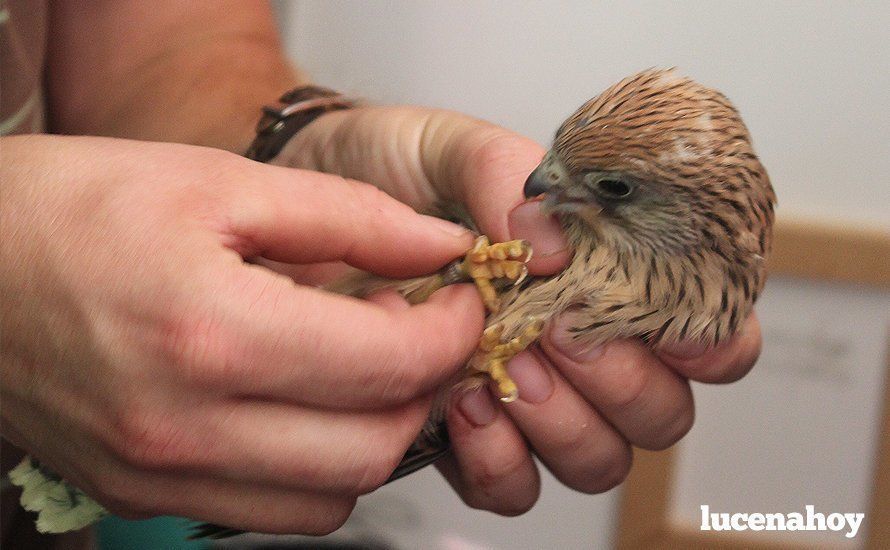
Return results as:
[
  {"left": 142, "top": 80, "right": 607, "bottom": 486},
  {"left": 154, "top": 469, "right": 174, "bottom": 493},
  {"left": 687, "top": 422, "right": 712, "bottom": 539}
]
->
[{"left": 508, "top": 201, "right": 571, "bottom": 275}]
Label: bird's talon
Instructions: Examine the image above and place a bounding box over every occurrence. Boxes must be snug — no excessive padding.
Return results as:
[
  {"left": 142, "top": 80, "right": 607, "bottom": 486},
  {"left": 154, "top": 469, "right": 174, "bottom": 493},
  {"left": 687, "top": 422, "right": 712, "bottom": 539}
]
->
[
  {"left": 499, "top": 388, "right": 519, "bottom": 403},
  {"left": 470, "top": 318, "right": 544, "bottom": 402},
  {"left": 479, "top": 323, "right": 505, "bottom": 351},
  {"left": 461, "top": 236, "right": 534, "bottom": 313},
  {"left": 512, "top": 265, "right": 529, "bottom": 286}
]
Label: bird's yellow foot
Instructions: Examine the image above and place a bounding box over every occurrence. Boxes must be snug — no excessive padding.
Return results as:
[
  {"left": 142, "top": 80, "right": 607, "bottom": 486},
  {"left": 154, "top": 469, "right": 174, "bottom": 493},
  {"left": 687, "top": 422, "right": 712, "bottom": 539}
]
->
[
  {"left": 461, "top": 236, "right": 532, "bottom": 314},
  {"left": 470, "top": 319, "right": 545, "bottom": 402}
]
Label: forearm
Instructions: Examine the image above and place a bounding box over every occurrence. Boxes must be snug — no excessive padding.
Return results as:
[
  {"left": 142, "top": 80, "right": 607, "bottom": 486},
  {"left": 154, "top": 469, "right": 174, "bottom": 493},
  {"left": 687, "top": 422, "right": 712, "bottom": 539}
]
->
[
  {"left": 45, "top": 1, "right": 302, "bottom": 152},
  {"left": 73, "top": 42, "right": 300, "bottom": 153}
]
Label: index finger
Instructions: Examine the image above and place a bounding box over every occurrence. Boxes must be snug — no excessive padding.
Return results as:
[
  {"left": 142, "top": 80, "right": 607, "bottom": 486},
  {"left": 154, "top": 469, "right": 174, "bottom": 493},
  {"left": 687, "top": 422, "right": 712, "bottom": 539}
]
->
[
  {"left": 183, "top": 267, "right": 485, "bottom": 409},
  {"left": 222, "top": 163, "right": 475, "bottom": 278}
]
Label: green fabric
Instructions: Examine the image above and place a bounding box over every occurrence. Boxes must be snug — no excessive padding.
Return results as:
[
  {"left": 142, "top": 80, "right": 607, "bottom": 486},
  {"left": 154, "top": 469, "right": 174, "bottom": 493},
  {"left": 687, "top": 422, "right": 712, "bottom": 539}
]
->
[{"left": 98, "top": 515, "right": 207, "bottom": 550}]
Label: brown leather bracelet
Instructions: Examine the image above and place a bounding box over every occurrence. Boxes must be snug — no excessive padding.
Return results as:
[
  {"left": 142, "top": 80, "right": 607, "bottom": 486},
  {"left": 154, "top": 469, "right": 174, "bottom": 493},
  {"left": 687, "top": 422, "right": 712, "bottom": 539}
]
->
[{"left": 244, "top": 85, "right": 355, "bottom": 163}]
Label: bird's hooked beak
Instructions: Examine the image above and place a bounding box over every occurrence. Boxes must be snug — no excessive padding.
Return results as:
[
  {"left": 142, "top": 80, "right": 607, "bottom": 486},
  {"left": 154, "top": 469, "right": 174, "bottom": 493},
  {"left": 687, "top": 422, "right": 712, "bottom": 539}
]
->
[
  {"left": 523, "top": 151, "right": 569, "bottom": 199},
  {"left": 523, "top": 152, "right": 600, "bottom": 218},
  {"left": 522, "top": 150, "right": 603, "bottom": 223}
]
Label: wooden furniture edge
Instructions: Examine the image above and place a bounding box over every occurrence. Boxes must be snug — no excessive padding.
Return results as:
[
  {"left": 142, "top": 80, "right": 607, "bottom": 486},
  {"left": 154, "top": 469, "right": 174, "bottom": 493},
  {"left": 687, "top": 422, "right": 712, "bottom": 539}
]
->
[
  {"left": 864, "top": 343, "right": 890, "bottom": 550},
  {"left": 616, "top": 448, "right": 675, "bottom": 550},
  {"left": 768, "top": 218, "right": 890, "bottom": 287}
]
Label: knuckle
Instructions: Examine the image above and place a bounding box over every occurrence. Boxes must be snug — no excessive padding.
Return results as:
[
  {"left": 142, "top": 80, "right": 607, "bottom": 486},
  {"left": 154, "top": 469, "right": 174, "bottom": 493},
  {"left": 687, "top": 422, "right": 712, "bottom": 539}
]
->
[
  {"left": 438, "top": 308, "right": 484, "bottom": 362},
  {"left": 110, "top": 405, "right": 187, "bottom": 470},
  {"left": 202, "top": 149, "right": 255, "bottom": 193},
  {"left": 495, "top": 497, "right": 537, "bottom": 517},
  {"left": 372, "top": 341, "right": 431, "bottom": 403},
  {"left": 594, "top": 450, "right": 633, "bottom": 492},
  {"left": 547, "top": 421, "right": 592, "bottom": 456},
  {"left": 465, "top": 488, "right": 536, "bottom": 517},
  {"left": 224, "top": 181, "right": 277, "bottom": 229},
  {"left": 352, "top": 442, "right": 405, "bottom": 494},
  {"left": 567, "top": 443, "right": 633, "bottom": 494},
  {"left": 476, "top": 480, "right": 540, "bottom": 517},
  {"left": 494, "top": 497, "right": 537, "bottom": 517},
  {"left": 545, "top": 423, "right": 631, "bottom": 493},
  {"left": 167, "top": 149, "right": 248, "bottom": 216},
  {"left": 161, "top": 309, "right": 205, "bottom": 369},
  {"left": 346, "top": 177, "right": 399, "bottom": 212},
  {"left": 161, "top": 306, "right": 236, "bottom": 388},
  {"left": 605, "top": 360, "right": 652, "bottom": 412},
  {"left": 466, "top": 129, "right": 538, "bottom": 178},
  {"left": 340, "top": 180, "right": 384, "bottom": 230},
  {"left": 629, "top": 380, "right": 695, "bottom": 451},
  {"left": 300, "top": 499, "right": 356, "bottom": 536},
  {"left": 726, "top": 334, "right": 762, "bottom": 382},
  {"left": 206, "top": 157, "right": 289, "bottom": 251},
  {"left": 644, "top": 400, "right": 695, "bottom": 451},
  {"left": 312, "top": 507, "right": 355, "bottom": 536},
  {"left": 470, "top": 452, "right": 529, "bottom": 496},
  {"left": 350, "top": 409, "right": 429, "bottom": 493}
]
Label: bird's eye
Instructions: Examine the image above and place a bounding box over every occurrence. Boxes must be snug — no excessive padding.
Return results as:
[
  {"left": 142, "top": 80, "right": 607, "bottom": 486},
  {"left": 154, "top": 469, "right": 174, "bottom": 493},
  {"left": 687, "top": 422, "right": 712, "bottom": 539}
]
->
[{"left": 597, "top": 179, "right": 633, "bottom": 198}]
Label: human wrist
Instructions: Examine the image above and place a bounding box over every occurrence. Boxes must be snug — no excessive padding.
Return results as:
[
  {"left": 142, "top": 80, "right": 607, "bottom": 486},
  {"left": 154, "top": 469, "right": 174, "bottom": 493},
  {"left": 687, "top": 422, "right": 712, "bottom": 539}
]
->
[
  {"left": 52, "top": 43, "right": 301, "bottom": 154},
  {"left": 166, "top": 47, "right": 304, "bottom": 154}
]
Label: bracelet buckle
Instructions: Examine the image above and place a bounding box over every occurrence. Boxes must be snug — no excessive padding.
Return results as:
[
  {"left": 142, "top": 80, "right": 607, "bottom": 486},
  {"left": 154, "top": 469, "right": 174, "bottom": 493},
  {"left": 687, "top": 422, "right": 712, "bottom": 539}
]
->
[{"left": 247, "top": 85, "right": 355, "bottom": 162}]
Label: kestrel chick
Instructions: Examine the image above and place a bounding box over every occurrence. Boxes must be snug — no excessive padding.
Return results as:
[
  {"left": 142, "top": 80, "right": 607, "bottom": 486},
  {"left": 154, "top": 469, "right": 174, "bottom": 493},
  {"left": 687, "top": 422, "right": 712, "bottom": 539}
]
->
[{"left": 513, "top": 67, "right": 775, "bottom": 351}]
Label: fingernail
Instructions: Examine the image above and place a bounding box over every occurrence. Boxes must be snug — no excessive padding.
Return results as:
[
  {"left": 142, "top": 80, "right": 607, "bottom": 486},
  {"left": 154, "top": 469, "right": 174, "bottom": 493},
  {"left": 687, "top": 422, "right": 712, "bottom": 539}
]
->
[
  {"left": 507, "top": 352, "right": 553, "bottom": 404},
  {"left": 508, "top": 201, "right": 568, "bottom": 258},
  {"left": 422, "top": 214, "right": 472, "bottom": 237},
  {"left": 659, "top": 340, "right": 711, "bottom": 360},
  {"left": 457, "top": 389, "right": 497, "bottom": 427},
  {"left": 549, "top": 316, "right": 607, "bottom": 362}
]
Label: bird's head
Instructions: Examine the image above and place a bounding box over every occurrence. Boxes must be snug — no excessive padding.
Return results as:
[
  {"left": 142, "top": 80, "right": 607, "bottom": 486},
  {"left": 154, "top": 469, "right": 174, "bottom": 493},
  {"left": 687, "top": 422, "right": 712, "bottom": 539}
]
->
[{"left": 524, "top": 68, "right": 775, "bottom": 260}]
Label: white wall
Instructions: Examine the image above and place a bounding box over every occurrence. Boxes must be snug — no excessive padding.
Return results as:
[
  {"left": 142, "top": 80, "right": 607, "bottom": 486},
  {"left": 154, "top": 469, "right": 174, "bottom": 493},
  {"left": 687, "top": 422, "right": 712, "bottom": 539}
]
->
[{"left": 272, "top": 2, "right": 890, "bottom": 549}]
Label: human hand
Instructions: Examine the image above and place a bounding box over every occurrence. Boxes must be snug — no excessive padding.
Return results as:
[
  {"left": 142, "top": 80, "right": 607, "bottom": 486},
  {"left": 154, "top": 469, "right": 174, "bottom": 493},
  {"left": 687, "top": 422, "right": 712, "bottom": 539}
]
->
[
  {"left": 0, "top": 135, "right": 484, "bottom": 533},
  {"left": 274, "top": 106, "right": 764, "bottom": 513}
]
